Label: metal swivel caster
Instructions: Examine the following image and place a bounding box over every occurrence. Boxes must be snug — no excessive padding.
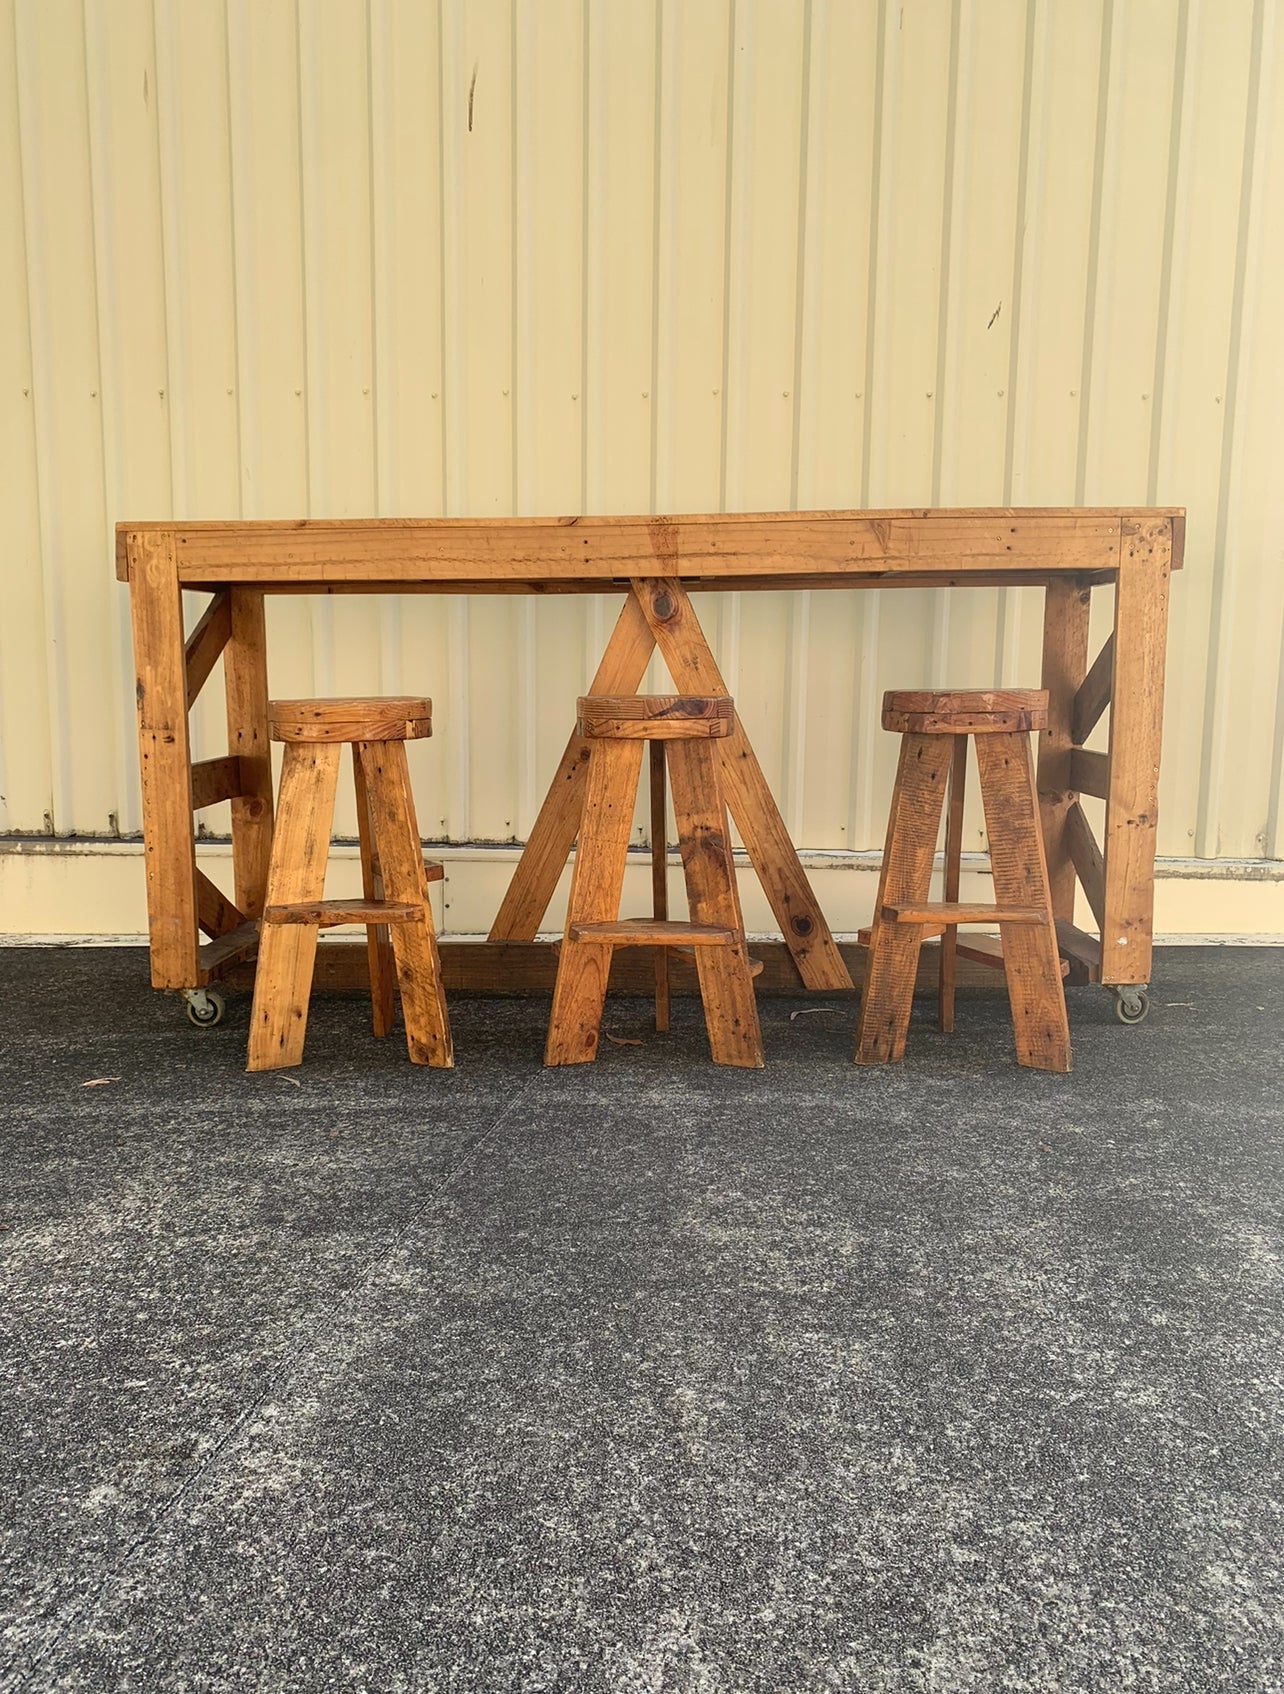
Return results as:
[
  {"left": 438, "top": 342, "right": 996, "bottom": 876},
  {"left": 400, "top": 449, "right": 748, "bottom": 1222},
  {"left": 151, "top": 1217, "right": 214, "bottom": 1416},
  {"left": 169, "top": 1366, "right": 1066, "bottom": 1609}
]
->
[
  {"left": 183, "top": 987, "right": 227, "bottom": 1028},
  {"left": 1113, "top": 985, "right": 1150, "bottom": 1025}
]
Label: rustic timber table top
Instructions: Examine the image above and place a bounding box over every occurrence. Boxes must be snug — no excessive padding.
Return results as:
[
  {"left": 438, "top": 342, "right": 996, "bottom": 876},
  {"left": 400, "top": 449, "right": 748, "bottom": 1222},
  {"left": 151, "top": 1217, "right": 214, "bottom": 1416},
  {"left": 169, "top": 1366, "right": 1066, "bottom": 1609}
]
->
[{"left": 116, "top": 508, "right": 1184, "bottom": 592}]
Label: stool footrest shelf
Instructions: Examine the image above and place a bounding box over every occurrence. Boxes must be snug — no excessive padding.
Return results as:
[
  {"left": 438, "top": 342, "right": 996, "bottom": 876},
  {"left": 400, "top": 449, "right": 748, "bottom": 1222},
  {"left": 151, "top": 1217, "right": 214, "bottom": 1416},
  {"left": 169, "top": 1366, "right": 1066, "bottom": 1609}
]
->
[
  {"left": 881, "top": 901, "right": 1047, "bottom": 926},
  {"left": 568, "top": 919, "right": 737, "bottom": 946},
  {"left": 263, "top": 899, "right": 425, "bottom": 928}
]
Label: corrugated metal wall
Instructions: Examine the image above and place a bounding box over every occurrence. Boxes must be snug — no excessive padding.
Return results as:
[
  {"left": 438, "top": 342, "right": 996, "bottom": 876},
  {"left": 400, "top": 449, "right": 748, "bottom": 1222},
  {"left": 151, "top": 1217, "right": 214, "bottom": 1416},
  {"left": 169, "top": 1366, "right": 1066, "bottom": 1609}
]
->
[{"left": 2, "top": 0, "right": 1283, "bottom": 917}]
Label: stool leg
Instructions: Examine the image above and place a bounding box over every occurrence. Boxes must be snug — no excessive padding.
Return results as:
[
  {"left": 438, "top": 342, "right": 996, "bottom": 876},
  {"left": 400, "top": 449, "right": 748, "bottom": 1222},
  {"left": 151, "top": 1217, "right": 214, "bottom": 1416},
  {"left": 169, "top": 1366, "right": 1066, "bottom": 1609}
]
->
[
  {"left": 545, "top": 738, "right": 643, "bottom": 1065},
  {"left": 358, "top": 740, "right": 453, "bottom": 1068},
  {"left": 666, "top": 738, "right": 764, "bottom": 1069},
  {"left": 353, "top": 748, "right": 397, "bottom": 1039},
  {"left": 247, "top": 742, "right": 341, "bottom": 1072},
  {"left": 973, "top": 731, "right": 1071, "bottom": 1073},
  {"left": 650, "top": 739, "right": 670, "bottom": 1033},
  {"left": 939, "top": 735, "right": 967, "bottom": 1033},
  {"left": 855, "top": 732, "right": 950, "bottom": 1064}
]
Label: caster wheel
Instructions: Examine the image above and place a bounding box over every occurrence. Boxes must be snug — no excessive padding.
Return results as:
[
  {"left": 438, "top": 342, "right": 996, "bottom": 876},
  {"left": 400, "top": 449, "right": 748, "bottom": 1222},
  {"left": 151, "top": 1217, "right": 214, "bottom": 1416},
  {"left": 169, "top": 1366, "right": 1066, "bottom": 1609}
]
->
[
  {"left": 184, "top": 987, "right": 226, "bottom": 1028},
  {"left": 1113, "top": 986, "right": 1149, "bottom": 1026}
]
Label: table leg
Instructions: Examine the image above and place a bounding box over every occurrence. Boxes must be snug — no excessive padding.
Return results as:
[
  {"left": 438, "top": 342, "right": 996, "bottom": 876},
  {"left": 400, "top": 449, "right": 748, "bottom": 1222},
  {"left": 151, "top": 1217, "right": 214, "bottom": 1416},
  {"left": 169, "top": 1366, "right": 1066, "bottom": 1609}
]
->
[
  {"left": 1102, "top": 520, "right": 1173, "bottom": 987},
  {"left": 631, "top": 577, "right": 852, "bottom": 992},
  {"left": 126, "top": 529, "right": 198, "bottom": 989},
  {"left": 488, "top": 593, "right": 655, "bottom": 941},
  {"left": 223, "top": 589, "right": 275, "bottom": 920}
]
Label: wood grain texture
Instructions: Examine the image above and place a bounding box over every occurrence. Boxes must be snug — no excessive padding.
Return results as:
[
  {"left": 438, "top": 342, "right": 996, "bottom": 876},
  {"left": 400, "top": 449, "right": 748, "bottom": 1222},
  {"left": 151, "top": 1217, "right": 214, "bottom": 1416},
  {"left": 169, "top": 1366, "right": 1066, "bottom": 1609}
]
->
[
  {"left": 1069, "top": 747, "right": 1109, "bottom": 799},
  {"left": 127, "top": 529, "right": 199, "bottom": 988},
  {"left": 545, "top": 737, "right": 645, "bottom": 1065},
  {"left": 569, "top": 919, "right": 736, "bottom": 945},
  {"left": 974, "top": 732, "right": 1071, "bottom": 1073},
  {"left": 196, "top": 868, "right": 246, "bottom": 939},
  {"left": 358, "top": 739, "right": 453, "bottom": 1067},
  {"left": 1064, "top": 800, "right": 1106, "bottom": 933},
  {"left": 951, "top": 934, "right": 1057, "bottom": 972},
  {"left": 263, "top": 899, "right": 424, "bottom": 927},
  {"left": 183, "top": 590, "right": 231, "bottom": 709},
  {"left": 882, "top": 689, "right": 1049, "bottom": 734},
  {"left": 1071, "top": 633, "right": 1115, "bottom": 746},
  {"left": 578, "top": 694, "right": 734, "bottom": 739},
  {"left": 113, "top": 509, "right": 1181, "bottom": 587},
  {"left": 269, "top": 697, "right": 433, "bottom": 743},
  {"left": 883, "top": 902, "right": 1047, "bottom": 925},
  {"left": 223, "top": 591, "right": 275, "bottom": 923},
  {"left": 1055, "top": 920, "right": 1103, "bottom": 979},
  {"left": 632, "top": 576, "right": 851, "bottom": 992},
  {"left": 939, "top": 735, "right": 967, "bottom": 1033},
  {"left": 353, "top": 747, "right": 396, "bottom": 1040},
  {"left": 854, "top": 733, "right": 951, "bottom": 1064},
  {"left": 1103, "top": 521, "right": 1173, "bottom": 983},
  {"left": 197, "top": 922, "right": 260, "bottom": 983},
  {"left": 247, "top": 742, "right": 341, "bottom": 1071},
  {"left": 665, "top": 737, "right": 764, "bottom": 1068},
  {"left": 190, "top": 756, "right": 245, "bottom": 811},
  {"left": 650, "top": 739, "right": 670, "bottom": 1034},
  {"left": 1037, "top": 580, "right": 1093, "bottom": 927}
]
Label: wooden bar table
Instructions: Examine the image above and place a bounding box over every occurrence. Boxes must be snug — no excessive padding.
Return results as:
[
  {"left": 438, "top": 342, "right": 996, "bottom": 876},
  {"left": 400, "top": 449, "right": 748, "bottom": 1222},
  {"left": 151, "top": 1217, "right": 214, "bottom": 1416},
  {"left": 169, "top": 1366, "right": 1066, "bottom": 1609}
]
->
[{"left": 118, "top": 508, "right": 1182, "bottom": 1025}]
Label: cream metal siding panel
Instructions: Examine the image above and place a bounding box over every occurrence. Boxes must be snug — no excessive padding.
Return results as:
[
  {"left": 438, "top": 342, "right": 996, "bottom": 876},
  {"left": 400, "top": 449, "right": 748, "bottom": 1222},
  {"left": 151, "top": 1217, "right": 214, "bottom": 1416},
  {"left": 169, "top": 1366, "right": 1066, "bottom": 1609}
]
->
[
  {"left": 2, "top": 0, "right": 1283, "bottom": 935},
  {"left": 1195, "top": 0, "right": 1278, "bottom": 859},
  {"left": 1157, "top": 0, "right": 1261, "bottom": 860},
  {"left": 0, "top": 0, "right": 52, "bottom": 837},
  {"left": 14, "top": 0, "right": 119, "bottom": 837}
]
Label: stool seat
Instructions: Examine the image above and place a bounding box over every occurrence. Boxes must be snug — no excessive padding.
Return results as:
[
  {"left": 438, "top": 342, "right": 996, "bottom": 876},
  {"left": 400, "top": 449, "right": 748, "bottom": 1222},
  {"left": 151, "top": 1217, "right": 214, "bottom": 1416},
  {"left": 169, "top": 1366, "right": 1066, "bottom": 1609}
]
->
[
  {"left": 269, "top": 696, "right": 433, "bottom": 743},
  {"left": 577, "top": 695, "right": 734, "bottom": 739},
  {"left": 882, "top": 688, "right": 1048, "bottom": 734}
]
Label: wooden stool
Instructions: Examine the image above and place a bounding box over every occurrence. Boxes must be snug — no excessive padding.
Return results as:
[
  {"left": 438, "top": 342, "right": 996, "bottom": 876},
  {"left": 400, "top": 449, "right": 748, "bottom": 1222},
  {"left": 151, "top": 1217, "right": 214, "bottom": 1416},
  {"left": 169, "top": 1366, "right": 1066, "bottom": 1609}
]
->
[
  {"left": 855, "top": 689, "right": 1071, "bottom": 1073},
  {"left": 545, "top": 695, "right": 764, "bottom": 1069},
  {"left": 247, "top": 696, "right": 452, "bottom": 1073}
]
